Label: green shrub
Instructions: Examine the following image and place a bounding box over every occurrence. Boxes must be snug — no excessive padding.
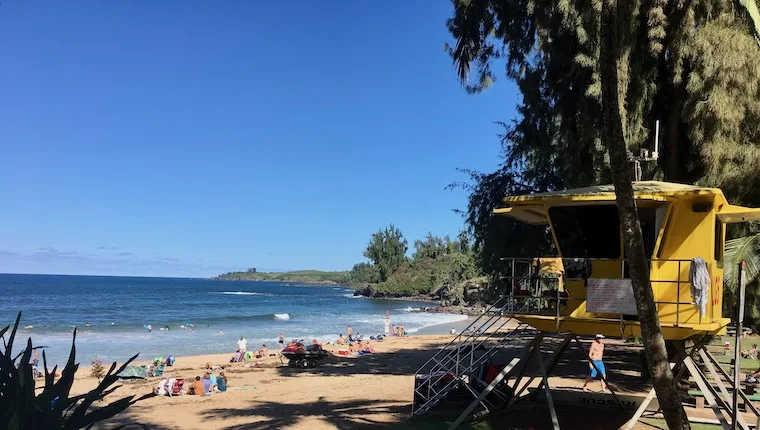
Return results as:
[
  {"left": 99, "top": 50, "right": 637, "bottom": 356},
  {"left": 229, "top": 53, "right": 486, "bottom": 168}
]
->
[{"left": 0, "top": 312, "right": 154, "bottom": 429}]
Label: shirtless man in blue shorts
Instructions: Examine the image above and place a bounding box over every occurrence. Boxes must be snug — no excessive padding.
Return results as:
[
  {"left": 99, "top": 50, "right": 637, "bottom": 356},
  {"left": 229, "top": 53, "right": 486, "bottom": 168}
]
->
[{"left": 583, "top": 334, "right": 607, "bottom": 393}]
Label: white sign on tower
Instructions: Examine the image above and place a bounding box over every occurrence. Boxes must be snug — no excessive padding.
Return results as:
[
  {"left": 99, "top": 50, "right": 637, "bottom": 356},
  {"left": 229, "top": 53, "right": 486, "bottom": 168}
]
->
[{"left": 586, "top": 278, "right": 638, "bottom": 315}]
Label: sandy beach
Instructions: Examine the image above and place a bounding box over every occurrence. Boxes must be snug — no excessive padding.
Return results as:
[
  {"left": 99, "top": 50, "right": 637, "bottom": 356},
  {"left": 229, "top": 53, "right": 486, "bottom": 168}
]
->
[
  {"left": 50, "top": 320, "right": 760, "bottom": 430},
  {"left": 61, "top": 321, "right": 679, "bottom": 430},
  {"left": 83, "top": 333, "right": 458, "bottom": 429}
]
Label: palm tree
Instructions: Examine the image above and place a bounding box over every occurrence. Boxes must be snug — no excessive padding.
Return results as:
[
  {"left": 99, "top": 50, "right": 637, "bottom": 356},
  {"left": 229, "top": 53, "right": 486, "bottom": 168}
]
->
[{"left": 724, "top": 234, "right": 760, "bottom": 324}]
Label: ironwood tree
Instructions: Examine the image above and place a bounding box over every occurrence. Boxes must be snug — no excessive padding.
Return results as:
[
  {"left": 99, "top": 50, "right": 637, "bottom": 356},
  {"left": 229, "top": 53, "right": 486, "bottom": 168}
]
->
[
  {"left": 445, "top": 0, "right": 760, "bottom": 427},
  {"left": 446, "top": 0, "right": 760, "bottom": 277}
]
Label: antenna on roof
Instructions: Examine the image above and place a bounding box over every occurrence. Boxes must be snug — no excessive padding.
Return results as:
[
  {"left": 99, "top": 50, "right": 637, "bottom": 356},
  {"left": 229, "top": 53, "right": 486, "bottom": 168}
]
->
[{"left": 629, "top": 119, "right": 660, "bottom": 182}]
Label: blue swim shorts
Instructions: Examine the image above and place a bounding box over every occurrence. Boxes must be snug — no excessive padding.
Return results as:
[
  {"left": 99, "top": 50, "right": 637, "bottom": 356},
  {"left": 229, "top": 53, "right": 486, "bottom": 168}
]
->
[{"left": 590, "top": 360, "right": 606, "bottom": 378}]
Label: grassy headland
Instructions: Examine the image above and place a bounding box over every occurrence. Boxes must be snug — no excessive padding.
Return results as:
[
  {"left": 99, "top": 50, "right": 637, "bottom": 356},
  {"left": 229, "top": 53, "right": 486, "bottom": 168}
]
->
[
  {"left": 214, "top": 228, "right": 486, "bottom": 303},
  {"left": 215, "top": 269, "right": 349, "bottom": 285}
]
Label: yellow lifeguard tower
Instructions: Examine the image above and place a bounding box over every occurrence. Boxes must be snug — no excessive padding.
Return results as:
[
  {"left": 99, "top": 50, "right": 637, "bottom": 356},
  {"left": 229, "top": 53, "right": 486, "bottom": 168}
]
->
[
  {"left": 495, "top": 181, "right": 760, "bottom": 340},
  {"left": 412, "top": 181, "right": 760, "bottom": 429}
]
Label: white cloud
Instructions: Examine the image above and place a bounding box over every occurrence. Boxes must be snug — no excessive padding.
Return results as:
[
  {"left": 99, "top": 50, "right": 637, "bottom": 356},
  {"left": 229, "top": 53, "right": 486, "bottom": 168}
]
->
[{"left": 0, "top": 247, "right": 236, "bottom": 278}]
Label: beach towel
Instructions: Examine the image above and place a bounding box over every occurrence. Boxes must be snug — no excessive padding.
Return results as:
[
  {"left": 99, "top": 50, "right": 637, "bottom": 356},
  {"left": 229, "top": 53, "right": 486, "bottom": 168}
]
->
[
  {"left": 689, "top": 257, "right": 709, "bottom": 317},
  {"left": 118, "top": 365, "right": 148, "bottom": 379}
]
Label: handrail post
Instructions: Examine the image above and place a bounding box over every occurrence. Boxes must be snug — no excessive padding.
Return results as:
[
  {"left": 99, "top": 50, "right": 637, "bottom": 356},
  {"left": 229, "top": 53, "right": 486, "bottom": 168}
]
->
[
  {"left": 676, "top": 260, "right": 680, "bottom": 327},
  {"left": 732, "top": 260, "right": 747, "bottom": 430},
  {"left": 555, "top": 282, "right": 561, "bottom": 332}
]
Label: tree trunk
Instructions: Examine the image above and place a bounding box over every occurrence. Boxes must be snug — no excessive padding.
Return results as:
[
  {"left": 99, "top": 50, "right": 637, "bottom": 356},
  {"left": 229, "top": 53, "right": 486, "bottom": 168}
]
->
[
  {"left": 665, "top": 81, "right": 686, "bottom": 182},
  {"left": 599, "top": 1, "right": 690, "bottom": 429}
]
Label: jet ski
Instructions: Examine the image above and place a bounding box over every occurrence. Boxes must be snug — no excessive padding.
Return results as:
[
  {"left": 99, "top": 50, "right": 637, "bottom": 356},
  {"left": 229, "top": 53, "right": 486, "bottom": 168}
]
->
[{"left": 280, "top": 340, "right": 329, "bottom": 368}]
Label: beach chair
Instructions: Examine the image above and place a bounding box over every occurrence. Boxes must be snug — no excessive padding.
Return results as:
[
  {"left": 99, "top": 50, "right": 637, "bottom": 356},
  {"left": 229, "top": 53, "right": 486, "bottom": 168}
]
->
[
  {"left": 170, "top": 378, "right": 184, "bottom": 396},
  {"left": 150, "top": 364, "right": 165, "bottom": 378}
]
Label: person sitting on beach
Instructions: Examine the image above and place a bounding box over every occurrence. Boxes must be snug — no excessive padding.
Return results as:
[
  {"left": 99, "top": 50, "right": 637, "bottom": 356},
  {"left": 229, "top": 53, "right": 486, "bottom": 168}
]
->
[
  {"left": 217, "top": 372, "right": 228, "bottom": 392},
  {"left": 202, "top": 373, "right": 213, "bottom": 393},
  {"left": 337, "top": 334, "right": 345, "bottom": 345},
  {"left": 256, "top": 344, "right": 268, "bottom": 358},
  {"left": 390, "top": 324, "right": 396, "bottom": 336},
  {"left": 187, "top": 376, "right": 205, "bottom": 395},
  {"left": 148, "top": 362, "right": 159, "bottom": 375},
  {"left": 360, "top": 340, "right": 375, "bottom": 353},
  {"left": 312, "top": 338, "right": 319, "bottom": 345}
]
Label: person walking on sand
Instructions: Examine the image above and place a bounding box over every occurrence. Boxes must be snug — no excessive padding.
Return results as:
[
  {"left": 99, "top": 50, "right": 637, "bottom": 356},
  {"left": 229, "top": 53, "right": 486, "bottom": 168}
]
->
[
  {"left": 583, "top": 334, "right": 607, "bottom": 393},
  {"left": 237, "top": 336, "right": 247, "bottom": 353}
]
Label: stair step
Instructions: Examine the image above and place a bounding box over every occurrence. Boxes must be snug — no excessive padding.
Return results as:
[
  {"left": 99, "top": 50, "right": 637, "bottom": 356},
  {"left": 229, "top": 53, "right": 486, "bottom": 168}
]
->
[{"left": 412, "top": 318, "right": 528, "bottom": 416}]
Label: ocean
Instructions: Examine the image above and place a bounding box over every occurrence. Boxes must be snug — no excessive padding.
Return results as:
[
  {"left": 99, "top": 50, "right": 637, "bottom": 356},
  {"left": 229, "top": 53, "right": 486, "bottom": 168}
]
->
[{"left": 0, "top": 274, "right": 467, "bottom": 367}]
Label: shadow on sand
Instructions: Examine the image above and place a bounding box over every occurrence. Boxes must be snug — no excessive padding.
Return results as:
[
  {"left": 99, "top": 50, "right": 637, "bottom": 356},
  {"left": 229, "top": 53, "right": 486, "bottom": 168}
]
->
[
  {"left": 95, "top": 330, "right": 648, "bottom": 429},
  {"left": 201, "top": 397, "right": 409, "bottom": 430}
]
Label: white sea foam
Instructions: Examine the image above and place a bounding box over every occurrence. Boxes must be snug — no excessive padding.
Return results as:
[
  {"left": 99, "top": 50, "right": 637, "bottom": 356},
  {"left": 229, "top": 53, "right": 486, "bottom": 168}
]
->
[
  {"left": 349, "top": 312, "right": 468, "bottom": 334},
  {"left": 217, "top": 291, "right": 270, "bottom": 296},
  {"left": 274, "top": 313, "right": 290, "bottom": 320},
  {"left": 402, "top": 314, "right": 469, "bottom": 333}
]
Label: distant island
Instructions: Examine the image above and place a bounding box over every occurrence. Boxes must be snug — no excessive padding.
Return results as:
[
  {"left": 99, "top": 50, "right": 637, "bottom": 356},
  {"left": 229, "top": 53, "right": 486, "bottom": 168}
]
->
[{"left": 214, "top": 269, "right": 349, "bottom": 285}]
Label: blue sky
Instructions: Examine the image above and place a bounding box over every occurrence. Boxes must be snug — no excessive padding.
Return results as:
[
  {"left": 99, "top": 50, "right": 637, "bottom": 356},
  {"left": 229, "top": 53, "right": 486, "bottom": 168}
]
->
[{"left": 0, "top": 1, "right": 519, "bottom": 277}]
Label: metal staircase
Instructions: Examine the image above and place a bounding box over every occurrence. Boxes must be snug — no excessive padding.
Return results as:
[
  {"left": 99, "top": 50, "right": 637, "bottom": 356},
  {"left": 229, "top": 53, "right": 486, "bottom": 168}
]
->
[{"left": 412, "top": 295, "right": 531, "bottom": 416}]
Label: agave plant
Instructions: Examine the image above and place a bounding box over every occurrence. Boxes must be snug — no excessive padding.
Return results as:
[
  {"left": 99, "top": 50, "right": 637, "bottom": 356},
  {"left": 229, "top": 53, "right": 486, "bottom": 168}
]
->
[{"left": 0, "top": 312, "right": 154, "bottom": 429}]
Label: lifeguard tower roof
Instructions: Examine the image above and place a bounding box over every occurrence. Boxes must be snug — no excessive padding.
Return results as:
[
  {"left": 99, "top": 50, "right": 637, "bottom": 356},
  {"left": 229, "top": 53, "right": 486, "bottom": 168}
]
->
[
  {"left": 492, "top": 181, "right": 760, "bottom": 340},
  {"left": 495, "top": 181, "right": 760, "bottom": 225}
]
